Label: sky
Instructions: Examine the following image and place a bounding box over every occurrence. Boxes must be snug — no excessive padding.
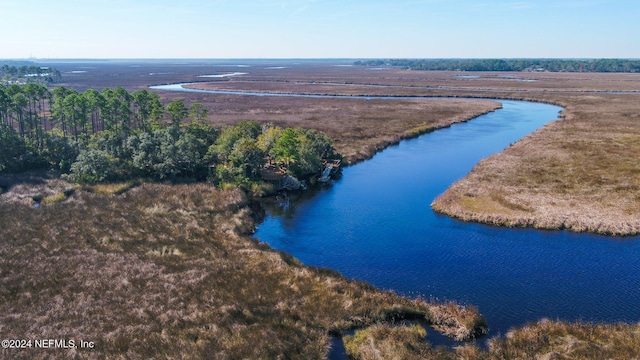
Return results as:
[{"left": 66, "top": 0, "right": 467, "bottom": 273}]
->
[{"left": 0, "top": 0, "right": 638, "bottom": 59}]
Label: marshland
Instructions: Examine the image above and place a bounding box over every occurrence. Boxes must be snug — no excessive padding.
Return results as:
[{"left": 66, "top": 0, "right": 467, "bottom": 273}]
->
[{"left": 2, "top": 59, "right": 640, "bottom": 359}]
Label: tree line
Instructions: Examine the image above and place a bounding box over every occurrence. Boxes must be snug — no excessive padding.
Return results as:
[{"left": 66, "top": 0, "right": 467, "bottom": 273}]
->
[
  {"left": 1, "top": 64, "right": 62, "bottom": 86},
  {"left": 0, "top": 83, "right": 340, "bottom": 188},
  {"left": 354, "top": 59, "right": 640, "bottom": 72}
]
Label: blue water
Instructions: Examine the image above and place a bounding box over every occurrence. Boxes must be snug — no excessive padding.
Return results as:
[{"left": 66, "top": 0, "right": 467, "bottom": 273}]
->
[{"left": 254, "top": 100, "right": 640, "bottom": 338}]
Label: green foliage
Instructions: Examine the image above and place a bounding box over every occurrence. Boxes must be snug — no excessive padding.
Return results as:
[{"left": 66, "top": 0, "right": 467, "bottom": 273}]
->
[
  {"left": 167, "top": 99, "right": 189, "bottom": 128},
  {"left": 215, "top": 163, "right": 244, "bottom": 185},
  {"left": 0, "top": 123, "right": 23, "bottom": 172},
  {"left": 68, "top": 148, "right": 117, "bottom": 184},
  {"left": 189, "top": 102, "right": 209, "bottom": 124},
  {"left": 1, "top": 84, "right": 340, "bottom": 187},
  {"left": 268, "top": 127, "right": 339, "bottom": 178},
  {"left": 274, "top": 128, "right": 299, "bottom": 167},
  {"left": 132, "top": 89, "right": 164, "bottom": 131},
  {"left": 1, "top": 63, "right": 61, "bottom": 86},
  {"left": 41, "top": 130, "right": 79, "bottom": 172},
  {"left": 257, "top": 124, "right": 283, "bottom": 158},
  {"left": 228, "top": 138, "right": 265, "bottom": 179},
  {"left": 206, "top": 121, "right": 339, "bottom": 186},
  {"left": 208, "top": 121, "right": 267, "bottom": 187},
  {"left": 184, "top": 120, "right": 218, "bottom": 145},
  {"left": 355, "top": 58, "right": 640, "bottom": 73},
  {"left": 208, "top": 124, "right": 244, "bottom": 163}
]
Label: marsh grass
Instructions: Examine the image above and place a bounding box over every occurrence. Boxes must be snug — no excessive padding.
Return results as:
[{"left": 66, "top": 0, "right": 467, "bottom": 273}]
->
[
  {"left": 415, "top": 74, "right": 640, "bottom": 237},
  {"left": 343, "top": 324, "right": 447, "bottom": 360},
  {"left": 341, "top": 320, "right": 640, "bottom": 360},
  {"left": 432, "top": 94, "right": 640, "bottom": 235},
  {"left": 83, "top": 179, "right": 142, "bottom": 195},
  {"left": 460, "top": 319, "right": 640, "bottom": 360},
  {"left": 41, "top": 191, "right": 68, "bottom": 204},
  {"left": 0, "top": 177, "right": 486, "bottom": 359}
]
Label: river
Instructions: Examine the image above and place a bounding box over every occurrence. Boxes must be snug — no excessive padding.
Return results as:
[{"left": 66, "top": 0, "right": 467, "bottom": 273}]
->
[{"left": 153, "top": 83, "right": 640, "bottom": 341}]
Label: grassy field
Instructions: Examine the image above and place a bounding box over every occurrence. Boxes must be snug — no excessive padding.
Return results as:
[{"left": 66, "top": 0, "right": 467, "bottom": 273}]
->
[
  {"left": 429, "top": 90, "right": 640, "bottom": 236},
  {"left": 7, "top": 173, "right": 639, "bottom": 360},
  {"left": 0, "top": 174, "right": 487, "bottom": 359},
  {"left": 341, "top": 320, "right": 640, "bottom": 359}
]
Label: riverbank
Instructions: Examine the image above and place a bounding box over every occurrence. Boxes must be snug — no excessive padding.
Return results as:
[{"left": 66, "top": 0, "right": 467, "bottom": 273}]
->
[
  {"left": 342, "top": 319, "right": 640, "bottom": 359},
  {"left": 431, "top": 91, "right": 640, "bottom": 236}
]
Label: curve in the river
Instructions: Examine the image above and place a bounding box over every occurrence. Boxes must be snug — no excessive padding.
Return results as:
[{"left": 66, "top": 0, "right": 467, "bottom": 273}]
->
[
  {"left": 151, "top": 82, "right": 640, "bottom": 96},
  {"left": 154, "top": 82, "right": 640, "bottom": 342},
  {"left": 151, "top": 82, "right": 463, "bottom": 99}
]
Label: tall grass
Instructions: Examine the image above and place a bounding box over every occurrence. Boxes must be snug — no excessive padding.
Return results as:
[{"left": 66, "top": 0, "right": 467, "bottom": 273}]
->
[
  {"left": 0, "top": 178, "right": 486, "bottom": 359},
  {"left": 433, "top": 94, "right": 640, "bottom": 236}
]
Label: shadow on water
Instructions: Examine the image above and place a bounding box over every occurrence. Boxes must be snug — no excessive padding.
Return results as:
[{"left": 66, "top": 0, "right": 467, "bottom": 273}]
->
[{"left": 328, "top": 336, "right": 349, "bottom": 360}]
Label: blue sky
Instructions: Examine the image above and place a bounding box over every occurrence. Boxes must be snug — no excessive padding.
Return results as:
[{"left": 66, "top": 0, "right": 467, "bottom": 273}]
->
[{"left": 1, "top": 0, "right": 638, "bottom": 59}]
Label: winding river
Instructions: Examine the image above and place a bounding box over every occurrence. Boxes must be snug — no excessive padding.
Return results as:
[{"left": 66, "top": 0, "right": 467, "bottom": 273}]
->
[{"left": 153, "top": 83, "right": 640, "bottom": 340}]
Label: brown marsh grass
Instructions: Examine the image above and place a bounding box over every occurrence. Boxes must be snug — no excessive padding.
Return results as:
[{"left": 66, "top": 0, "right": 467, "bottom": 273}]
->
[
  {"left": 431, "top": 92, "right": 640, "bottom": 236},
  {"left": 455, "top": 319, "right": 640, "bottom": 360},
  {"left": 0, "top": 177, "right": 486, "bottom": 359},
  {"left": 343, "top": 324, "right": 450, "bottom": 360}
]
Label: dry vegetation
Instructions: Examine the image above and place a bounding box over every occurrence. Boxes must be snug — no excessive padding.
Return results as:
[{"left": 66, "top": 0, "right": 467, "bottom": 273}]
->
[
  {"left": 335, "top": 319, "right": 640, "bottom": 359},
  {"left": 157, "top": 65, "right": 640, "bottom": 235},
  {"left": 337, "top": 319, "right": 640, "bottom": 360},
  {"left": 430, "top": 92, "right": 640, "bottom": 236},
  {"left": 456, "top": 319, "right": 640, "bottom": 360},
  {"left": 0, "top": 175, "right": 486, "bottom": 359},
  {"left": 343, "top": 324, "right": 445, "bottom": 359}
]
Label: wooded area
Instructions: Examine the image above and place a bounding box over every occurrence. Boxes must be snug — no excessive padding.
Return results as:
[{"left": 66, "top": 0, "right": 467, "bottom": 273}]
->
[
  {"left": 1, "top": 64, "right": 61, "bottom": 86},
  {"left": 355, "top": 58, "right": 640, "bottom": 72},
  {"left": 0, "top": 83, "right": 340, "bottom": 186}
]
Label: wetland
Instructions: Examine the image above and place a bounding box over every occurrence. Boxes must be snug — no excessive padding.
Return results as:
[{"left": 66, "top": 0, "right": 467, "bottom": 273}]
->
[{"left": 3, "top": 59, "right": 640, "bottom": 358}]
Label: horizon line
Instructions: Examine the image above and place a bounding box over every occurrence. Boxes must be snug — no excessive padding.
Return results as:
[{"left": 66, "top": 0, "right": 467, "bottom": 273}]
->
[{"left": 3, "top": 57, "right": 640, "bottom": 62}]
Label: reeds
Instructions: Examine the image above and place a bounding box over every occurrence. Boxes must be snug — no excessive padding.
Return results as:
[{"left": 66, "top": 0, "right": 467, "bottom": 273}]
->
[
  {"left": 485, "top": 319, "right": 640, "bottom": 359},
  {"left": 343, "top": 324, "right": 439, "bottom": 360},
  {"left": 432, "top": 94, "right": 640, "bottom": 236},
  {"left": 0, "top": 177, "right": 486, "bottom": 359}
]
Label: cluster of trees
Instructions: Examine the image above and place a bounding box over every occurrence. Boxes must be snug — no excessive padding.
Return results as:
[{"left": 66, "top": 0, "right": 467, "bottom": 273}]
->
[
  {"left": 210, "top": 121, "right": 339, "bottom": 186},
  {"left": 68, "top": 119, "right": 339, "bottom": 186},
  {"left": 0, "top": 83, "right": 168, "bottom": 173},
  {"left": 354, "top": 59, "right": 640, "bottom": 73},
  {"left": 1, "top": 64, "right": 61, "bottom": 85},
  {"left": 1, "top": 83, "right": 340, "bottom": 187}
]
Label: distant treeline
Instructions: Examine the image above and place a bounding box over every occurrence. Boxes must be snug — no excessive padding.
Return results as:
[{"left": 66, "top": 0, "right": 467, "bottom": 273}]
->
[
  {"left": 1, "top": 63, "right": 62, "bottom": 85},
  {"left": 354, "top": 59, "right": 640, "bottom": 72},
  {"left": 0, "top": 84, "right": 340, "bottom": 187}
]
